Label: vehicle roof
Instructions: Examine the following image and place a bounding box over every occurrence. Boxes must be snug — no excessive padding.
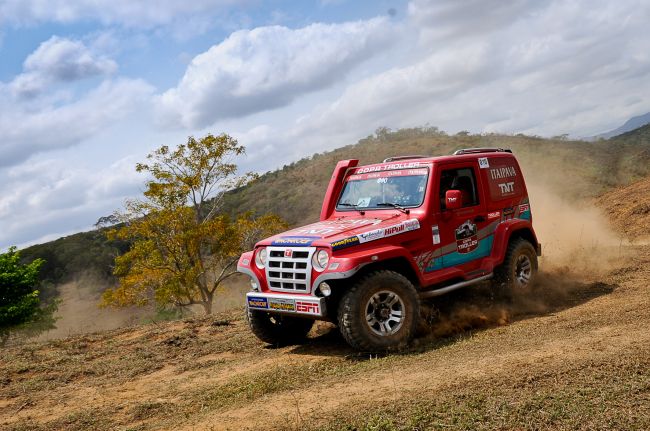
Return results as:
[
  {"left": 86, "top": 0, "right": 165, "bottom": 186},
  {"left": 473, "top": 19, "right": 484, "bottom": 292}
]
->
[{"left": 351, "top": 150, "right": 516, "bottom": 171}]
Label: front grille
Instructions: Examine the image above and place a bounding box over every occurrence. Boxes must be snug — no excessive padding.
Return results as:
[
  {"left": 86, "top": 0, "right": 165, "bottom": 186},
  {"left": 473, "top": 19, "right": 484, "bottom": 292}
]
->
[{"left": 266, "top": 246, "right": 314, "bottom": 292}]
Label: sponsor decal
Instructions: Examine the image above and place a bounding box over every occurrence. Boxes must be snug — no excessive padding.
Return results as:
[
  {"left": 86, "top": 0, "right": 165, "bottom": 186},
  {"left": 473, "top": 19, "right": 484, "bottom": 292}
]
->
[
  {"left": 489, "top": 166, "right": 517, "bottom": 180},
  {"left": 347, "top": 168, "right": 429, "bottom": 182},
  {"left": 358, "top": 228, "right": 385, "bottom": 243},
  {"left": 331, "top": 236, "right": 361, "bottom": 250},
  {"left": 432, "top": 225, "right": 441, "bottom": 245},
  {"left": 519, "top": 203, "right": 530, "bottom": 213},
  {"left": 241, "top": 258, "right": 250, "bottom": 266},
  {"left": 271, "top": 236, "right": 318, "bottom": 246},
  {"left": 268, "top": 297, "right": 296, "bottom": 312},
  {"left": 455, "top": 220, "right": 479, "bottom": 254},
  {"left": 486, "top": 160, "right": 522, "bottom": 199},
  {"left": 487, "top": 211, "right": 501, "bottom": 220},
  {"left": 498, "top": 181, "right": 515, "bottom": 194},
  {"left": 331, "top": 220, "right": 420, "bottom": 250},
  {"left": 296, "top": 300, "right": 320, "bottom": 315},
  {"left": 478, "top": 157, "right": 490, "bottom": 169},
  {"left": 355, "top": 162, "right": 423, "bottom": 174},
  {"left": 247, "top": 296, "right": 268, "bottom": 309}
]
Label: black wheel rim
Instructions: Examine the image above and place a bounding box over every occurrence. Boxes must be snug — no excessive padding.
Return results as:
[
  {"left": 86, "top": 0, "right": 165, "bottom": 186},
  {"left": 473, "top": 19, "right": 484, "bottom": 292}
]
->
[
  {"left": 365, "top": 290, "right": 405, "bottom": 336},
  {"left": 515, "top": 254, "right": 532, "bottom": 287}
]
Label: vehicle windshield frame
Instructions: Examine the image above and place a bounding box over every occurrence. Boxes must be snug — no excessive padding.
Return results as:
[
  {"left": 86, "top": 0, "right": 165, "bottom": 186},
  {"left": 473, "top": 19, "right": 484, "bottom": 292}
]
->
[{"left": 335, "top": 167, "right": 430, "bottom": 212}]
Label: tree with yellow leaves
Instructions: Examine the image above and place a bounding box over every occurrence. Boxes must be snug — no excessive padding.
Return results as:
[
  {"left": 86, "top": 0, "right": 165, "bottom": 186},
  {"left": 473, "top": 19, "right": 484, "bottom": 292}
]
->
[{"left": 102, "top": 134, "right": 286, "bottom": 314}]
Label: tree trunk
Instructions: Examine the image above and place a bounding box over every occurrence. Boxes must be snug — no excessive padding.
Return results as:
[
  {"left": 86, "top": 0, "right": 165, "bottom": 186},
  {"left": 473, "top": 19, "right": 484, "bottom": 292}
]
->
[{"left": 202, "top": 293, "right": 214, "bottom": 315}]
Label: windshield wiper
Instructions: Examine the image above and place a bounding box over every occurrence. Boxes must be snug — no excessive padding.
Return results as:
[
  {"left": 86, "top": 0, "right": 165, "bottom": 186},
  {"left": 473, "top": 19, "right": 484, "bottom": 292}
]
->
[
  {"left": 338, "top": 202, "right": 365, "bottom": 214},
  {"left": 376, "top": 202, "right": 410, "bottom": 214}
]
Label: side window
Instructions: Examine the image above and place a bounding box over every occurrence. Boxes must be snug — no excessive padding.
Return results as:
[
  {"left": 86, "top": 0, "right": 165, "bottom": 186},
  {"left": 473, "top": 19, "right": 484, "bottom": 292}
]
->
[{"left": 439, "top": 167, "right": 479, "bottom": 210}]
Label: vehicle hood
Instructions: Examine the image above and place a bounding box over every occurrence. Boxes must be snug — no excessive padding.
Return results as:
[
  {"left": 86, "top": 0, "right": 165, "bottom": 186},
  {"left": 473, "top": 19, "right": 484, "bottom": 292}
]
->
[{"left": 261, "top": 214, "right": 422, "bottom": 249}]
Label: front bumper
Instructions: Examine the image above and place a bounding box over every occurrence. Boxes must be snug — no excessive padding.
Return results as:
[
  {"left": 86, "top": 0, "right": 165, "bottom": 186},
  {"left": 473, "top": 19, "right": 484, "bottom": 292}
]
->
[{"left": 246, "top": 292, "right": 326, "bottom": 318}]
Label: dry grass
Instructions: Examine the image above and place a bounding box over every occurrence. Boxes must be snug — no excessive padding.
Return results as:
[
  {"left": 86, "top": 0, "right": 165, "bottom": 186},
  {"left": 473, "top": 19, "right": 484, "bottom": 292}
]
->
[{"left": 2, "top": 245, "right": 648, "bottom": 430}]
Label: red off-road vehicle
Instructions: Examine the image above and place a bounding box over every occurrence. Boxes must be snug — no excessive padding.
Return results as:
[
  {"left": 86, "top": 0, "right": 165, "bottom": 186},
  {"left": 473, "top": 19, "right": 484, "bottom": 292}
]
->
[{"left": 237, "top": 148, "right": 541, "bottom": 350}]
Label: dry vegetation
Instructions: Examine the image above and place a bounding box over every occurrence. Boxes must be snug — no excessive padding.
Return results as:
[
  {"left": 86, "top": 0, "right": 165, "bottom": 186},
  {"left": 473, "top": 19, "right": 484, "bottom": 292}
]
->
[
  {"left": 596, "top": 175, "right": 650, "bottom": 240},
  {"left": 1, "top": 238, "right": 649, "bottom": 430},
  {"left": 2, "top": 127, "right": 650, "bottom": 430}
]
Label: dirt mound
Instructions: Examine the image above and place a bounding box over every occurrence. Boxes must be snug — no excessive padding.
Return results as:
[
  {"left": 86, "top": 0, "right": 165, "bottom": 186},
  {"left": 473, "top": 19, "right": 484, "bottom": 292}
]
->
[{"left": 595, "top": 175, "right": 650, "bottom": 240}]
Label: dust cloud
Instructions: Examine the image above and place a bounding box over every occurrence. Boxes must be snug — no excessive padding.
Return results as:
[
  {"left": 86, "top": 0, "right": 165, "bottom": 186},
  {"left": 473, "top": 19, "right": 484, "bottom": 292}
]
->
[
  {"left": 417, "top": 174, "right": 627, "bottom": 342},
  {"left": 35, "top": 272, "right": 152, "bottom": 341},
  {"left": 34, "top": 273, "right": 253, "bottom": 341},
  {"left": 528, "top": 183, "right": 626, "bottom": 274}
]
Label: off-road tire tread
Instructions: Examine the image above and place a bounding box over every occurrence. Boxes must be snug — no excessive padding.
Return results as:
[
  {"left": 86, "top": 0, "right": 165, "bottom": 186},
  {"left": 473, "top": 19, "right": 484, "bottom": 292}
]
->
[
  {"left": 337, "top": 270, "right": 419, "bottom": 351},
  {"left": 493, "top": 237, "right": 538, "bottom": 297},
  {"left": 246, "top": 308, "right": 313, "bottom": 346}
]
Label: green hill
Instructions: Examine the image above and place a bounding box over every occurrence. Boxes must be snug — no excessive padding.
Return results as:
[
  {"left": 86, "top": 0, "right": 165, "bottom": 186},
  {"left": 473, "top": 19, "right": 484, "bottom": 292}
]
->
[
  {"left": 220, "top": 125, "right": 650, "bottom": 227},
  {"left": 21, "top": 125, "right": 650, "bottom": 296}
]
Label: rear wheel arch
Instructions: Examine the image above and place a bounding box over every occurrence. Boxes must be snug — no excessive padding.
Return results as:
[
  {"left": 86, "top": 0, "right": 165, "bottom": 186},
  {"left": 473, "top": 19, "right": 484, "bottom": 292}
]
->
[{"left": 492, "top": 222, "right": 539, "bottom": 265}]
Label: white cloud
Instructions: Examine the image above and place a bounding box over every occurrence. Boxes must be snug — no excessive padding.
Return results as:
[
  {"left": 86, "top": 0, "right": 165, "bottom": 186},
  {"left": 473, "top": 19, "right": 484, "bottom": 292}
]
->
[
  {"left": 2, "top": 0, "right": 650, "bottom": 250},
  {"left": 0, "top": 0, "right": 242, "bottom": 27},
  {"left": 8, "top": 36, "right": 117, "bottom": 98},
  {"left": 282, "top": 0, "right": 650, "bottom": 145},
  {"left": 156, "top": 18, "right": 394, "bottom": 128},
  {"left": 220, "top": 0, "right": 650, "bottom": 175},
  {"left": 0, "top": 78, "right": 154, "bottom": 167},
  {"left": 408, "top": 0, "right": 540, "bottom": 41},
  {"left": 0, "top": 156, "right": 145, "bottom": 248}
]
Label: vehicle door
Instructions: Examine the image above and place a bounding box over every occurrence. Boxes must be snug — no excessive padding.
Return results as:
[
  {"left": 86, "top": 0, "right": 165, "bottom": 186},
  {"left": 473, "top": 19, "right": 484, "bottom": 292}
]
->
[{"left": 434, "top": 162, "right": 492, "bottom": 274}]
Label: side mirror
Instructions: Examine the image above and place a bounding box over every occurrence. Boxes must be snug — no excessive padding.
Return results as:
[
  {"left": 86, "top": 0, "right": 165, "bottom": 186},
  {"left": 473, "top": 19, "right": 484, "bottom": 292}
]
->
[{"left": 445, "top": 190, "right": 462, "bottom": 210}]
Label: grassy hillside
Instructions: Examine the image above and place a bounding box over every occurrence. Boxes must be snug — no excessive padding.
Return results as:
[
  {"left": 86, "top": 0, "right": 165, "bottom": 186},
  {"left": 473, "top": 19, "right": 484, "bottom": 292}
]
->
[
  {"left": 221, "top": 125, "right": 650, "bottom": 227},
  {"left": 2, "top": 241, "right": 649, "bottom": 430},
  {"left": 20, "top": 229, "right": 129, "bottom": 300},
  {"left": 19, "top": 125, "right": 650, "bottom": 298}
]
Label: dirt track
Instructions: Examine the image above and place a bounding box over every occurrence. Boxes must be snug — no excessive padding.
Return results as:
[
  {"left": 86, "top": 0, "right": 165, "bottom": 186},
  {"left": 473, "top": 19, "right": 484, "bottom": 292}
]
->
[
  {"left": 2, "top": 173, "right": 650, "bottom": 430},
  {"left": 1, "top": 239, "right": 649, "bottom": 430}
]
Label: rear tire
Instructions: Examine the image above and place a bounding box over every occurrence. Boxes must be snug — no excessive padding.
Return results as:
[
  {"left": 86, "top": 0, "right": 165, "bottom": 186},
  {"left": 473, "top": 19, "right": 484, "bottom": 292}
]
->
[
  {"left": 246, "top": 308, "right": 313, "bottom": 346},
  {"left": 338, "top": 270, "right": 419, "bottom": 351},
  {"left": 493, "top": 237, "right": 538, "bottom": 298}
]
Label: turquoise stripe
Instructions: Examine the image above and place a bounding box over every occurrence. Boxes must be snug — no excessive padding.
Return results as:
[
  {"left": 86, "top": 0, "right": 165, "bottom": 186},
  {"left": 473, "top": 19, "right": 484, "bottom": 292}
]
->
[{"left": 426, "top": 235, "right": 494, "bottom": 271}]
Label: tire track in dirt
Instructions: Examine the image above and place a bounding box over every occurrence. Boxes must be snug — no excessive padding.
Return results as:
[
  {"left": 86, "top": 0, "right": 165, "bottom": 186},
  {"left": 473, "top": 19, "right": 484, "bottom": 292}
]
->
[{"left": 181, "top": 247, "right": 650, "bottom": 431}]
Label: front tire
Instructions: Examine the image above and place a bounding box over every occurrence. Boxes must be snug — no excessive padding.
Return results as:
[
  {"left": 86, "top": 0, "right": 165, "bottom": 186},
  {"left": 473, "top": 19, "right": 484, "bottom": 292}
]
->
[
  {"left": 493, "top": 237, "right": 538, "bottom": 298},
  {"left": 246, "top": 308, "right": 313, "bottom": 346},
  {"left": 338, "top": 270, "right": 419, "bottom": 351}
]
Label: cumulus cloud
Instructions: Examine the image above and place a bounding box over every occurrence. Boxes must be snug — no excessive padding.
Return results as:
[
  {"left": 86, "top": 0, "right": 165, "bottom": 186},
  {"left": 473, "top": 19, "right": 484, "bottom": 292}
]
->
[
  {"left": 9, "top": 36, "right": 117, "bottom": 98},
  {"left": 156, "top": 18, "right": 394, "bottom": 128},
  {"left": 282, "top": 0, "right": 650, "bottom": 147},
  {"left": 291, "top": 43, "right": 496, "bottom": 139},
  {"left": 0, "top": 0, "right": 241, "bottom": 27},
  {"left": 218, "top": 0, "right": 650, "bottom": 176},
  {"left": 0, "top": 79, "right": 154, "bottom": 167},
  {"left": 0, "top": 156, "right": 145, "bottom": 248}
]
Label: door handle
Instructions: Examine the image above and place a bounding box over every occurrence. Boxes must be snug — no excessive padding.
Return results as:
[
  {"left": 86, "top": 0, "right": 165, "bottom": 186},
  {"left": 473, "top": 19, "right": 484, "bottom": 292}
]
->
[{"left": 474, "top": 215, "right": 486, "bottom": 223}]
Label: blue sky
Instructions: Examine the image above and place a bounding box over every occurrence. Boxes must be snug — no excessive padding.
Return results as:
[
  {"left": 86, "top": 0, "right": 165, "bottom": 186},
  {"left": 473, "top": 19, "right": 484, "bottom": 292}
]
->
[{"left": 0, "top": 0, "right": 649, "bottom": 249}]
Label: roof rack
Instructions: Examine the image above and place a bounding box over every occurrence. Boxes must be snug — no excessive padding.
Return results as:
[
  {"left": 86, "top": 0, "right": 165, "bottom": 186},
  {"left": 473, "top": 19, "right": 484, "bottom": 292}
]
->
[
  {"left": 383, "top": 155, "right": 429, "bottom": 163},
  {"left": 453, "top": 148, "right": 512, "bottom": 155}
]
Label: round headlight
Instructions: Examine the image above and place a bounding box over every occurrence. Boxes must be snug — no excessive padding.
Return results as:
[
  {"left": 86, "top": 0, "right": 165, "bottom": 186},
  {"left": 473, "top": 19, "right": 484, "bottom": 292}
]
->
[
  {"left": 255, "top": 247, "right": 267, "bottom": 269},
  {"left": 312, "top": 249, "right": 329, "bottom": 272},
  {"left": 318, "top": 282, "right": 332, "bottom": 297}
]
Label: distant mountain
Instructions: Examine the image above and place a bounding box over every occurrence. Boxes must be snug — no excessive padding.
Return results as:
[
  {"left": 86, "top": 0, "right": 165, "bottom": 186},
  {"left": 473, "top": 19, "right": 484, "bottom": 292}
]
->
[{"left": 591, "top": 112, "right": 650, "bottom": 140}]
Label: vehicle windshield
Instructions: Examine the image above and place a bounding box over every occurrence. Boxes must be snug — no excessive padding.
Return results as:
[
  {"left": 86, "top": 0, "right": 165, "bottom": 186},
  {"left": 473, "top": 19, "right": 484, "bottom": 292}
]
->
[{"left": 336, "top": 168, "right": 429, "bottom": 210}]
